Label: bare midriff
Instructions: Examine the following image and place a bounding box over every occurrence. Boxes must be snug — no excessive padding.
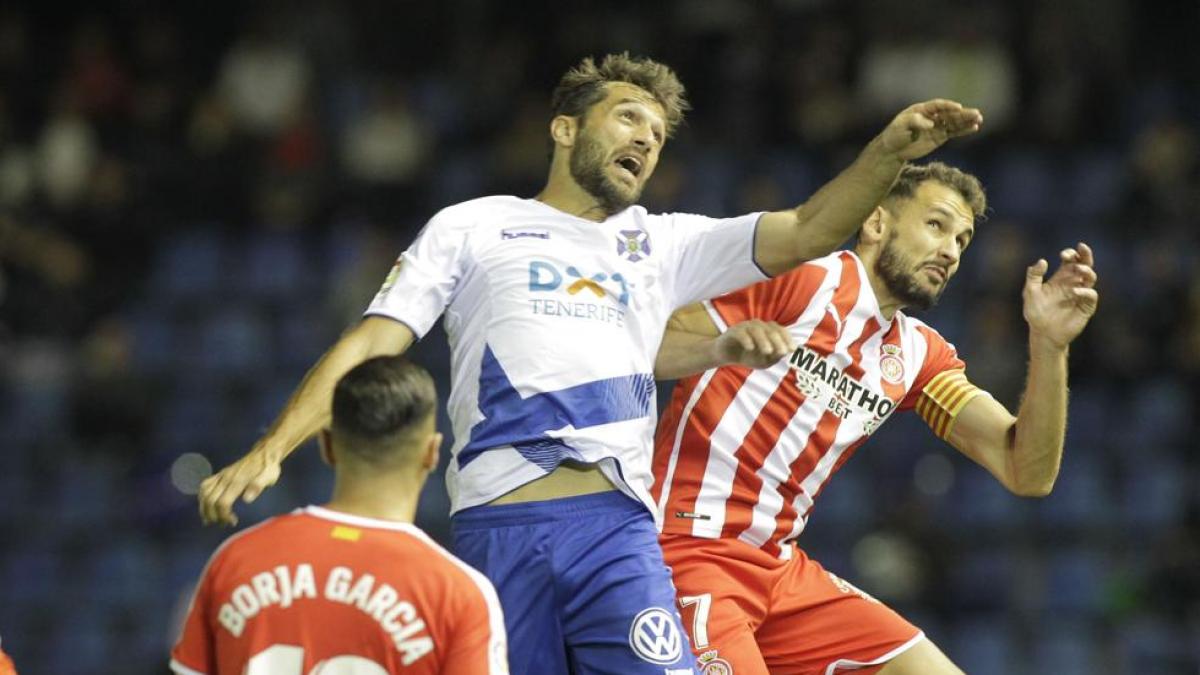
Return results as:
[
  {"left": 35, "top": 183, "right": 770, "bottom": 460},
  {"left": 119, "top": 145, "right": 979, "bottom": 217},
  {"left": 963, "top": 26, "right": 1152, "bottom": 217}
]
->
[{"left": 488, "top": 460, "right": 617, "bottom": 505}]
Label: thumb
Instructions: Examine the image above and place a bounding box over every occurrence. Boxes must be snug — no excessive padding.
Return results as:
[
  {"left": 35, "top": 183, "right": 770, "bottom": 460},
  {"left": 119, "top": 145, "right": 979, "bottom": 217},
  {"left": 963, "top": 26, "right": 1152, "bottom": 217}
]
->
[{"left": 1025, "top": 259, "right": 1047, "bottom": 290}]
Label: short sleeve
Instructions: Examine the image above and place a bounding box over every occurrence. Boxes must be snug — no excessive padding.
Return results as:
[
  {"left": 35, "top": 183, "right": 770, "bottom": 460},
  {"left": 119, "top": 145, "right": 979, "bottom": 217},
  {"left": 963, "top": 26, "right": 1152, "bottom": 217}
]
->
[
  {"left": 900, "top": 325, "right": 967, "bottom": 411},
  {"left": 170, "top": 574, "right": 215, "bottom": 675},
  {"left": 662, "top": 211, "right": 769, "bottom": 309},
  {"left": 364, "top": 208, "right": 470, "bottom": 338},
  {"left": 705, "top": 263, "right": 829, "bottom": 330}
]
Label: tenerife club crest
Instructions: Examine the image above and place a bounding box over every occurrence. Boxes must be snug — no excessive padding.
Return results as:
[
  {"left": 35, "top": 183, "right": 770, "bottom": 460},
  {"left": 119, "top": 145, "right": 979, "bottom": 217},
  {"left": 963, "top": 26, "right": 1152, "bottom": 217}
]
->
[{"left": 617, "top": 229, "right": 651, "bottom": 262}]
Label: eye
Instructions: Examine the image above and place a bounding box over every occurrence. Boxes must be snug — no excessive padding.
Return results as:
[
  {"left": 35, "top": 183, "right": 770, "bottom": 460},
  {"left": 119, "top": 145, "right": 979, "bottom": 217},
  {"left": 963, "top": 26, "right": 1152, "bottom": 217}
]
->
[
  {"left": 620, "top": 110, "right": 636, "bottom": 122},
  {"left": 926, "top": 219, "right": 943, "bottom": 231}
]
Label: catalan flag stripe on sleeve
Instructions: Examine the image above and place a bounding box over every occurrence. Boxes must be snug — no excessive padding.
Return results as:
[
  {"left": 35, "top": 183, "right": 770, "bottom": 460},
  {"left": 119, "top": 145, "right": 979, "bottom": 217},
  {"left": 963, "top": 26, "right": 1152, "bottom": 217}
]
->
[{"left": 916, "top": 369, "right": 985, "bottom": 440}]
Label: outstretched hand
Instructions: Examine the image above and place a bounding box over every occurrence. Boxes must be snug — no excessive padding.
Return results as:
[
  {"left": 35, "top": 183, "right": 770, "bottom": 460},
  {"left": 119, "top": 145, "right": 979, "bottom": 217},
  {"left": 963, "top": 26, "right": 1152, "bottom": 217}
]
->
[
  {"left": 716, "top": 319, "right": 795, "bottom": 369},
  {"left": 1023, "top": 242, "right": 1099, "bottom": 349},
  {"left": 880, "top": 99, "right": 984, "bottom": 161},
  {"left": 199, "top": 450, "right": 283, "bottom": 526}
]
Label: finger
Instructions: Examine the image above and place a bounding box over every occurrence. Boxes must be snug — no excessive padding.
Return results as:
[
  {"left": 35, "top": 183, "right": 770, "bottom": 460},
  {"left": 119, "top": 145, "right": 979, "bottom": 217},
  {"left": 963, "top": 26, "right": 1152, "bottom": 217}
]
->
[
  {"left": 1060, "top": 248, "right": 1078, "bottom": 263},
  {"left": 769, "top": 330, "right": 792, "bottom": 356},
  {"left": 199, "top": 475, "right": 224, "bottom": 524},
  {"left": 1073, "top": 264, "right": 1097, "bottom": 287},
  {"left": 1073, "top": 287, "right": 1100, "bottom": 310},
  {"left": 912, "top": 99, "right": 963, "bottom": 116},
  {"left": 1025, "top": 259, "right": 1048, "bottom": 291},
  {"left": 752, "top": 328, "right": 775, "bottom": 355},
  {"left": 735, "top": 331, "right": 756, "bottom": 353},
  {"left": 1076, "top": 242, "right": 1094, "bottom": 267},
  {"left": 243, "top": 477, "right": 267, "bottom": 504},
  {"left": 906, "top": 111, "right": 936, "bottom": 132}
]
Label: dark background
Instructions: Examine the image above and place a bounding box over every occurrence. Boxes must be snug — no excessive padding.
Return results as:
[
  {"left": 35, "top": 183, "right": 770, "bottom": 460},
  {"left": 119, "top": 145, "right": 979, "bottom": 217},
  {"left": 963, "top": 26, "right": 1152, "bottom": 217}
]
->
[{"left": 1, "top": 1, "right": 1198, "bottom": 673}]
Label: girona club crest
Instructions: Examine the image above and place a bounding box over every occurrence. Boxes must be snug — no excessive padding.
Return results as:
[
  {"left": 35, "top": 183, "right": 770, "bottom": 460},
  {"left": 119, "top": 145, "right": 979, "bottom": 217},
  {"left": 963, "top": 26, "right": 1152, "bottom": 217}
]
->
[
  {"left": 698, "top": 649, "right": 734, "bottom": 674},
  {"left": 617, "top": 229, "right": 651, "bottom": 262},
  {"left": 879, "top": 344, "right": 905, "bottom": 385}
]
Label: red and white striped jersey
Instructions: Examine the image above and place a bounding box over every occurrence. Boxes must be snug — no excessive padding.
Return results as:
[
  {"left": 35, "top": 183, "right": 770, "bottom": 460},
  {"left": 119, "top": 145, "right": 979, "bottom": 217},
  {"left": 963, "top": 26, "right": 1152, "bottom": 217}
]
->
[
  {"left": 652, "top": 251, "right": 983, "bottom": 559},
  {"left": 171, "top": 506, "right": 507, "bottom": 675}
]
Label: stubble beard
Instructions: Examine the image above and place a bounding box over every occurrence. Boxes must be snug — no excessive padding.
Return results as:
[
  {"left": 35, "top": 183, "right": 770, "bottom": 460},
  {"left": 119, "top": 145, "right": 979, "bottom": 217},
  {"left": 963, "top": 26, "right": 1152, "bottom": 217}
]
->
[
  {"left": 875, "top": 236, "right": 945, "bottom": 312},
  {"left": 569, "top": 129, "right": 640, "bottom": 216}
]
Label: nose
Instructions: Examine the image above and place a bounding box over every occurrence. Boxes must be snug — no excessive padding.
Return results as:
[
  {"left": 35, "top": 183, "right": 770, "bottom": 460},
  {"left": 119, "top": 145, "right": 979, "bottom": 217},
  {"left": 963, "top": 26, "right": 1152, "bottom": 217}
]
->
[
  {"left": 631, "top": 122, "right": 654, "bottom": 150},
  {"left": 936, "top": 237, "right": 961, "bottom": 265}
]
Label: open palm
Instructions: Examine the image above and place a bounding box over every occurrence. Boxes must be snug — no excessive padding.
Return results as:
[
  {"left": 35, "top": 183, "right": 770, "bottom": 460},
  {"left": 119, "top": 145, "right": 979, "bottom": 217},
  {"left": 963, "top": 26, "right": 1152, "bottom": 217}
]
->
[{"left": 1022, "top": 243, "right": 1099, "bottom": 348}]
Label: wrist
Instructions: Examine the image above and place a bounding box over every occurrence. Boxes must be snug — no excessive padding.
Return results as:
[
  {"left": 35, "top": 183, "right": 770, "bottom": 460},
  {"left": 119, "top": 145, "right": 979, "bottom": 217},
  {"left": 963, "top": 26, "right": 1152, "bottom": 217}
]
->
[
  {"left": 1028, "top": 331, "right": 1069, "bottom": 358},
  {"left": 862, "top": 135, "right": 907, "bottom": 169}
]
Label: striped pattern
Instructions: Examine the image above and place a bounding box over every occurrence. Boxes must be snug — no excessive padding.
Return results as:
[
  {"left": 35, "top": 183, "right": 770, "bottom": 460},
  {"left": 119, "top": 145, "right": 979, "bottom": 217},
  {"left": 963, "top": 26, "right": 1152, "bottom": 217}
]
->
[
  {"left": 915, "top": 369, "right": 983, "bottom": 439},
  {"left": 654, "top": 251, "right": 969, "bottom": 559}
]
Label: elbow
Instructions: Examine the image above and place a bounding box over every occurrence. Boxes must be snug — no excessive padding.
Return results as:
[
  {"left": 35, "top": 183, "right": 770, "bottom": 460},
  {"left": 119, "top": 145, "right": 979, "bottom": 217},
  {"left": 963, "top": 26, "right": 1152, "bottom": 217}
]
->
[{"left": 1009, "top": 479, "right": 1055, "bottom": 499}]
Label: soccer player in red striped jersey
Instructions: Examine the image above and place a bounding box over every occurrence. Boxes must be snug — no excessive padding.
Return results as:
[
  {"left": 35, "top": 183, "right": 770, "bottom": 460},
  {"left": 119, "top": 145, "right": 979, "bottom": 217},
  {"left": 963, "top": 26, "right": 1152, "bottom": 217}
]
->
[
  {"left": 171, "top": 357, "right": 508, "bottom": 675},
  {"left": 651, "top": 162, "right": 1099, "bottom": 674}
]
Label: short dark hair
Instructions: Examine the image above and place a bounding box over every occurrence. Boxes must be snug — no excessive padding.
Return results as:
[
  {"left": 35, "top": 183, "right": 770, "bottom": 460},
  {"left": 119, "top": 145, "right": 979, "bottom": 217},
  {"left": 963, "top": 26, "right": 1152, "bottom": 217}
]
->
[
  {"left": 883, "top": 162, "right": 988, "bottom": 220},
  {"left": 551, "top": 52, "right": 689, "bottom": 137},
  {"left": 331, "top": 356, "right": 436, "bottom": 464}
]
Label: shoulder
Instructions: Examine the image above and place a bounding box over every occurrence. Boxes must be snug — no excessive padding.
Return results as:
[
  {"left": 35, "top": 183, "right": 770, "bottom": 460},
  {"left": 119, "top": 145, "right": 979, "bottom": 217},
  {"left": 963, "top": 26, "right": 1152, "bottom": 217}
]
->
[
  {"left": 399, "top": 527, "right": 500, "bottom": 604},
  {"left": 424, "top": 195, "right": 527, "bottom": 230},
  {"left": 201, "top": 513, "right": 297, "bottom": 576}
]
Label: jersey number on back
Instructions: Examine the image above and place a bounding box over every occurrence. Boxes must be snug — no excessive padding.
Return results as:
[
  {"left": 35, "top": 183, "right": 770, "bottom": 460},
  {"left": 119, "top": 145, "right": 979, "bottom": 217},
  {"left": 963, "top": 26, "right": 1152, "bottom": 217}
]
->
[{"left": 245, "top": 645, "right": 389, "bottom": 675}]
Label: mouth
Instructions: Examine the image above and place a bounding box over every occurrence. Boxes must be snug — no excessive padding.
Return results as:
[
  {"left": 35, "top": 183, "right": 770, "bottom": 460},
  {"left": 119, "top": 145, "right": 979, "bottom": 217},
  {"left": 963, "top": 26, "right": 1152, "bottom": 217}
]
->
[
  {"left": 922, "top": 265, "right": 947, "bottom": 284},
  {"left": 613, "top": 153, "right": 644, "bottom": 183}
]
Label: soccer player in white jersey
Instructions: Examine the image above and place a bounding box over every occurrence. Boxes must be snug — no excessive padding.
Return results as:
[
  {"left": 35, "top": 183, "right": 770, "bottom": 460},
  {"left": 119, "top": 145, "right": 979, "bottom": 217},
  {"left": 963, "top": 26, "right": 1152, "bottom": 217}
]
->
[
  {"left": 651, "top": 162, "right": 1100, "bottom": 674},
  {"left": 199, "top": 52, "right": 983, "bottom": 673}
]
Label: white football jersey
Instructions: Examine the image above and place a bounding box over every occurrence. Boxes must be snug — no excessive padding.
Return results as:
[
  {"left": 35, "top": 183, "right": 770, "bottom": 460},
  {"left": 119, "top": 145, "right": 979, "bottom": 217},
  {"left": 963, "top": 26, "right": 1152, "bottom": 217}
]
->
[{"left": 366, "top": 196, "right": 766, "bottom": 518}]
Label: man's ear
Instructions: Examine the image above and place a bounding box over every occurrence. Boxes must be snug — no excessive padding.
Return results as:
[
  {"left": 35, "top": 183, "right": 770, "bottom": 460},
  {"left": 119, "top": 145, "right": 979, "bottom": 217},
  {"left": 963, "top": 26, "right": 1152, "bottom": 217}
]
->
[
  {"left": 860, "top": 206, "right": 889, "bottom": 246},
  {"left": 421, "top": 432, "right": 443, "bottom": 472},
  {"left": 550, "top": 115, "right": 578, "bottom": 149},
  {"left": 319, "top": 429, "right": 335, "bottom": 468}
]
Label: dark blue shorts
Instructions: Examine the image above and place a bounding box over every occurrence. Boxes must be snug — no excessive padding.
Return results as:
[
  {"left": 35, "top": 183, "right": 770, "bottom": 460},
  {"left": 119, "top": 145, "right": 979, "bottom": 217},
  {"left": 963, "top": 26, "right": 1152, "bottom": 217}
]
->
[{"left": 452, "top": 491, "right": 696, "bottom": 674}]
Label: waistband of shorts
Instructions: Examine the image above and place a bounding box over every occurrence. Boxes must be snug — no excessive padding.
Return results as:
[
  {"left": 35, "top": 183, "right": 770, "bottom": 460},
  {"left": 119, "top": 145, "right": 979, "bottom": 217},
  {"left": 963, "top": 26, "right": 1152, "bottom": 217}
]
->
[{"left": 451, "top": 490, "right": 643, "bottom": 529}]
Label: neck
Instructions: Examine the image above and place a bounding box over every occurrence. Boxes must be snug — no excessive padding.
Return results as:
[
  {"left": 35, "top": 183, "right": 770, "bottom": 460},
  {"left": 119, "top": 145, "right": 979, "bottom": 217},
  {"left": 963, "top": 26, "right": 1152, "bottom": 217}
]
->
[
  {"left": 324, "top": 469, "right": 423, "bottom": 524},
  {"left": 536, "top": 161, "right": 611, "bottom": 222},
  {"left": 856, "top": 248, "right": 904, "bottom": 321}
]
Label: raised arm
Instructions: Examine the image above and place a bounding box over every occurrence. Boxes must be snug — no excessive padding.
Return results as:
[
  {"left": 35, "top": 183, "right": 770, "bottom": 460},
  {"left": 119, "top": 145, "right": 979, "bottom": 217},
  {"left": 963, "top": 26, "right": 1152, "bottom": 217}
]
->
[
  {"left": 935, "top": 244, "right": 1098, "bottom": 496},
  {"left": 654, "top": 303, "right": 793, "bottom": 380},
  {"left": 198, "top": 316, "right": 415, "bottom": 525},
  {"left": 754, "top": 100, "right": 983, "bottom": 276}
]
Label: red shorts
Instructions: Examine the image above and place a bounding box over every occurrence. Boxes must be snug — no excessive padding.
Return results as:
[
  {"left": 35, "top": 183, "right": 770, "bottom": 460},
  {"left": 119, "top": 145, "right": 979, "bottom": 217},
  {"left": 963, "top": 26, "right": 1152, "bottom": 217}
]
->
[{"left": 661, "top": 535, "right": 923, "bottom": 675}]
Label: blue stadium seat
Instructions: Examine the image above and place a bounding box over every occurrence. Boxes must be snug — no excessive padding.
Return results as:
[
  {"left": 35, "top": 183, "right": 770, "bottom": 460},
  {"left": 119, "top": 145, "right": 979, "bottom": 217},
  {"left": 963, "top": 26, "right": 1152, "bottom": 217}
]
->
[
  {"left": 1029, "top": 620, "right": 1098, "bottom": 675},
  {"left": 988, "top": 151, "right": 1056, "bottom": 220},
  {"left": 45, "top": 607, "right": 111, "bottom": 674},
  {"left": 1, "top": 549, "right": 63, "bottom": 604},
  {"left": 85, "top": 537, "right": 165, "bottom": 608},
  {"left": 52, "top": 458, "right": 121, "bottom": 530},
  {"left": 1043, "top": 548, "right": 1107, "bottom": 614},
  {"left": 127, "top": 308, "right": 176, "bottom": 374},
  {"left": 154, "top": 385, "right": 225, "bottom": 449},
  {"left": 191, "top": 307, "right": 271, "bottom": 377},
  {"left": 1062, "top": 152, "right": 1128, "bottom": 219},
  {"left": 236, "top": 232, "right": 310, "bottom": 301},
  {"left": 148, "top": 229, "right": 226, "bottom": 300},
  {"left": 1030, "top": 453, "right": 1111, "bottom": 530},
  {"left": 1121, "top": 455, "right": 1186, "bottom": 531},
  {"left": 948, "top": 549, "right": 1014, "bottom": 610},
  {"left": 951, "top": 617, "right": 1019, "bottom": 675}
]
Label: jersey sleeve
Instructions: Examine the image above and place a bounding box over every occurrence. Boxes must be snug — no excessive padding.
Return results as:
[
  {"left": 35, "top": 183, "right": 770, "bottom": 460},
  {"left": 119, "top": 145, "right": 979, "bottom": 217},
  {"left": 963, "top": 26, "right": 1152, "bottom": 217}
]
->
[
  {"left": 704, "top": 263, "right": 828, "bottom": 330},
  {"left": 440, "top": 566, "right": 508, "bottom": 675},
  {"left": 364, "top": 208, "right": 471, "bottom": 338},
  {"left": 170, "top": 574, "right": 215, "bottom": 675},
  {"left": 902, "top": 325, "right": 988, "bottom": 439},
  {"left": 660, "top": 211, "right": 769, "bottom": 309}
]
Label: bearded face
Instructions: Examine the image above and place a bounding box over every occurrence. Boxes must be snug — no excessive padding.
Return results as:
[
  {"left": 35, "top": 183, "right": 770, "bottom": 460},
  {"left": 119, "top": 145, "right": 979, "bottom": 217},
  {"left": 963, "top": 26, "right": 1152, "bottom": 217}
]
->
[
  {"left": 569, "top": 124, "right": 642, "bottom": 214},
  {"left": 874, "top": 232, "right": 948, "bottom": 311}
]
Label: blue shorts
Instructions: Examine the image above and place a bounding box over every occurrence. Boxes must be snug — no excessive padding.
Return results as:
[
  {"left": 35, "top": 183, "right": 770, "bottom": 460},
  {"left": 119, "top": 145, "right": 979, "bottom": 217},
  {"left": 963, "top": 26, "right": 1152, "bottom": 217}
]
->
[{"left": 453, "top": 491, "right": 696, "bottom": 674}]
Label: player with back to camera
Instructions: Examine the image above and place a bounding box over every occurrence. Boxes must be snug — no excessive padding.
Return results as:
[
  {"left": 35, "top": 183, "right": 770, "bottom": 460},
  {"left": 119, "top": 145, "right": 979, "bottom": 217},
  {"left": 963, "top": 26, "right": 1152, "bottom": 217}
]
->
[
  {"left": 651, "top": 162, "right": 1099, "bottom": 674},
  {"left": 198, "top": 52, "right": 983, "bottom": 673},
  {"left": 173, "top": 357, "right": 507, "bottom": 674}
]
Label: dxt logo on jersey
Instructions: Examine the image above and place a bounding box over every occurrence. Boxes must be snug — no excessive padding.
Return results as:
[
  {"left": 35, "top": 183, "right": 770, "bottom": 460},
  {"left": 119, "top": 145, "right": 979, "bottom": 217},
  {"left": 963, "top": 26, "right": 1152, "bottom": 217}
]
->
[
  {"left": 629, "top": 607, "right": 683, "bottom": 665},
  {"left": 529, "top": 260, "right": 630, "bottom": 304}
]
